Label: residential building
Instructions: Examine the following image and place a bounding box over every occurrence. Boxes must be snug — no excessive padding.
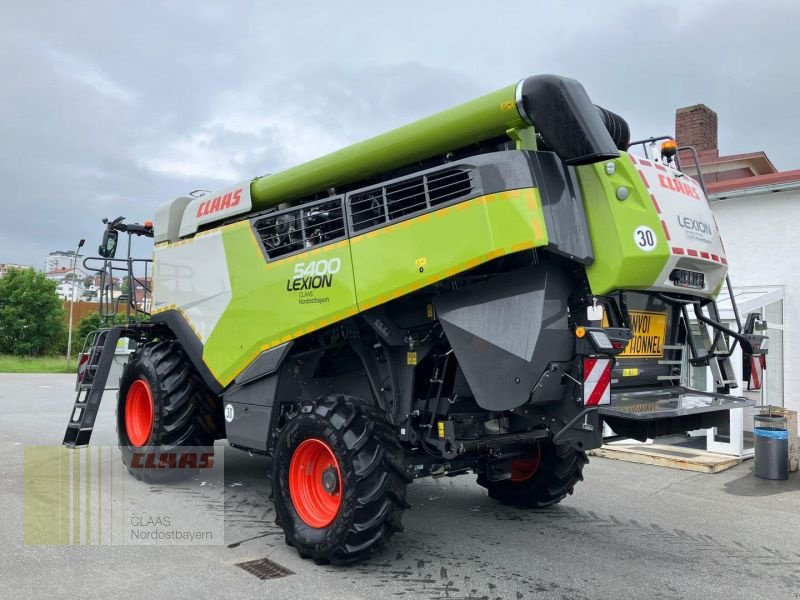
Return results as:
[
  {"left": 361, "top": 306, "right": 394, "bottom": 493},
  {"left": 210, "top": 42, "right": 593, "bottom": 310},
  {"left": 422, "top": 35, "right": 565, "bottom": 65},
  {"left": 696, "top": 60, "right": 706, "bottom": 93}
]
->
[
  {"left": 0, "top": 263, "right": 32, "bottom": 277},
  {"left": 56, "top": 281, "right": 84, "bottom": 301},
  {"left": 45, "top": 250, "right": 83, "bottom": 273}
]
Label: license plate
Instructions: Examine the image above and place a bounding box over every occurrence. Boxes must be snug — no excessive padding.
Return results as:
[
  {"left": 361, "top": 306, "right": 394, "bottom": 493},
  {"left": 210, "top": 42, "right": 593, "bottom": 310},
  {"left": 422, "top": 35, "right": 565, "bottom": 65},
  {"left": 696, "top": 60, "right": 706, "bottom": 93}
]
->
[{"left": 621, "top": 311, "right": 667, "bottom": 358}]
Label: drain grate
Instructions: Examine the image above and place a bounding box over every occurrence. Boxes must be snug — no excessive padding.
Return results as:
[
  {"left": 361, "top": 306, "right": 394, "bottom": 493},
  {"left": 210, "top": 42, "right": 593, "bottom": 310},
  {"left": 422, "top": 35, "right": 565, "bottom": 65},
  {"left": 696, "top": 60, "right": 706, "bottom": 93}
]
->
[{"left": 236, "top": 557, "right": 294, "bottom": 580}]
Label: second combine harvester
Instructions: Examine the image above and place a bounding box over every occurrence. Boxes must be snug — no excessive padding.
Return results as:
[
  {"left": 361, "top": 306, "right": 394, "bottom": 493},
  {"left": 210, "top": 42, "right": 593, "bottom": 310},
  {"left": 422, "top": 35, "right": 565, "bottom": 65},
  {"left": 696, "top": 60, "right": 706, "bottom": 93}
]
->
[{"left": 64, "top": 74, "right": 767, "bottom": 563}]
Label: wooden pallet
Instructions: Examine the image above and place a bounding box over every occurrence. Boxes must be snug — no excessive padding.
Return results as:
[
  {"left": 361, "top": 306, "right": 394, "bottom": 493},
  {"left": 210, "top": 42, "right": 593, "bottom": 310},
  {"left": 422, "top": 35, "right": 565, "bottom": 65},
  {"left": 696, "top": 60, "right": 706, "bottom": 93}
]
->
[{"left": 589, "top": 443, "right": 741, "bottom": 473}]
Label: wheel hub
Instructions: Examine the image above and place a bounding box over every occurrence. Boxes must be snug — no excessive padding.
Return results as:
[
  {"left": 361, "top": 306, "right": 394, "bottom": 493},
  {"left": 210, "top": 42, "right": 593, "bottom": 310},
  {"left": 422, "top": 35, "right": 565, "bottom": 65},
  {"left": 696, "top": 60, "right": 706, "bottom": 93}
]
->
[
  {"left": 289, "top": 438, "right": 343, "bottom": 528},
  {"left": 321, "top": 467, "right": 339, "bottom": 493}
]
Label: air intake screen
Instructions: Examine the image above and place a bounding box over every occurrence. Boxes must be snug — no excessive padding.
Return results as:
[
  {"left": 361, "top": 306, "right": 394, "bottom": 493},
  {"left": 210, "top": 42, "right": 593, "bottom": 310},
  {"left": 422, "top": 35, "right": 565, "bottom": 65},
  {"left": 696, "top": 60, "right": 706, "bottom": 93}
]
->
[
  {"left": 349, "top": 169, "right": 473, "bottom": 232},
  {"left": 254, "top": 199, "right": 345, "bottom": 259}
]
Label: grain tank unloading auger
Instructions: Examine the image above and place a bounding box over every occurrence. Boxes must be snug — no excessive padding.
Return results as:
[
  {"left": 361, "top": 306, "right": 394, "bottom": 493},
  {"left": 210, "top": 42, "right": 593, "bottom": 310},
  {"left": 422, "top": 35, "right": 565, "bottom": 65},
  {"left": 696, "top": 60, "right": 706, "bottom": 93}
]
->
[{"left": 63, "top": 74, "right": 768, "bottom": 564}]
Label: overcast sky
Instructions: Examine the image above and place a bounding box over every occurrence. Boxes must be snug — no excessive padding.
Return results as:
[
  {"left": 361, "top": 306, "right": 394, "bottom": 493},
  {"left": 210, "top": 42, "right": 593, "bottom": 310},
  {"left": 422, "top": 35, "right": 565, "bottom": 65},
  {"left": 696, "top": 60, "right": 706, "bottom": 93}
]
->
[{"left": 2, "top": 1, "right": 798, "bottom": 266}]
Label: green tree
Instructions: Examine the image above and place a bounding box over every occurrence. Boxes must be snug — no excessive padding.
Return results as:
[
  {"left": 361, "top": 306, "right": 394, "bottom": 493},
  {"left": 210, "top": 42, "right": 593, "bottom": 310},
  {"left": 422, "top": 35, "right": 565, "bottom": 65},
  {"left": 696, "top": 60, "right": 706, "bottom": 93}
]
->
[
  {"left": 0, "top": 269, "right": 66, "bottom": 355},
  {"left": 69, "top": 311, "right": 128, "bottom": 355}
]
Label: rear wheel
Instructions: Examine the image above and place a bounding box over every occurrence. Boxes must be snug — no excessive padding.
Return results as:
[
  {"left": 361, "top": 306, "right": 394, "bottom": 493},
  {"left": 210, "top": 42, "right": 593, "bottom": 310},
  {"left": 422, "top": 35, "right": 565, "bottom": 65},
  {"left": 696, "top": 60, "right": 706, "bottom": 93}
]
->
[
  {"left": 273, "top": 395, "right": 410, "bottom": 564},
  {"left": 116, "top": 341, "right": 220, "bottom": 480},
  {"left": 477, "top": 442, "right": 588, "bottom": 507}
]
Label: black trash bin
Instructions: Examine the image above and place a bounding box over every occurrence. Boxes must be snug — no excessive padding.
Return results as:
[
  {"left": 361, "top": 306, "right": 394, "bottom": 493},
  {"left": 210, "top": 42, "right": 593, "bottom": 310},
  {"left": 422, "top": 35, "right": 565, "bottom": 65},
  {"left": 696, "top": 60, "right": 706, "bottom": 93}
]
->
[{"left": 753, "top": 414, "right": 789, "bottom": 480}]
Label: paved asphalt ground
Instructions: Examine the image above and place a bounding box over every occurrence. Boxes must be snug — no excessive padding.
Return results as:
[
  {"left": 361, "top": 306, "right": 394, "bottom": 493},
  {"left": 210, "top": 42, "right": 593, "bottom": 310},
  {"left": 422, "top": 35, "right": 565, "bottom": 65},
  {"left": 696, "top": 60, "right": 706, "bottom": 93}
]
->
[{"left": 1, "top": 373, "right": 799, "bottom": 600}]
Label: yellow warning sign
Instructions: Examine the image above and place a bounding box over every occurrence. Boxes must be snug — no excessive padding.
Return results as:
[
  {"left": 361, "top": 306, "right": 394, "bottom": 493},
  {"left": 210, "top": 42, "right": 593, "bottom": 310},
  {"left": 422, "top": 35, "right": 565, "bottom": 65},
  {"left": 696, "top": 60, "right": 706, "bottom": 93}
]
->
[{"left": 622, "top": 311, "right": 667, "bottom": 358}]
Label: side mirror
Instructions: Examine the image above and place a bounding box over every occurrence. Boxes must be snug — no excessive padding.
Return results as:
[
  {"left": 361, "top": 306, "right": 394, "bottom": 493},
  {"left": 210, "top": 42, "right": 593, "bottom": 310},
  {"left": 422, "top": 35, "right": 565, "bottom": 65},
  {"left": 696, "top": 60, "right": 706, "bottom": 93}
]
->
[{"left": 99, "top": 229, "right": 118, "bottom": 258}]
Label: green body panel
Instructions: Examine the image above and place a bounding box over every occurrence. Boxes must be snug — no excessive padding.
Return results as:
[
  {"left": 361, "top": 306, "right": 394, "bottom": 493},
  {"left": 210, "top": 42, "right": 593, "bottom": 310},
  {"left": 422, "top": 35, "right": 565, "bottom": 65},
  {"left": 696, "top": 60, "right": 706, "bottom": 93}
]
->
[
  {"left": 577, "top": 155, "right": 669, "bottom": 295},
  {"left": 204, "top": 222, "right": 359, "bottom": 385},
  {"left": 200, "top": 188, "right": 548, "bottom": 385},
  {"left": 351, "top": 188, "right": 547, "bottom": 310},
  {"left": 248, "top": 84, "right": 525, "bottom": 210}
]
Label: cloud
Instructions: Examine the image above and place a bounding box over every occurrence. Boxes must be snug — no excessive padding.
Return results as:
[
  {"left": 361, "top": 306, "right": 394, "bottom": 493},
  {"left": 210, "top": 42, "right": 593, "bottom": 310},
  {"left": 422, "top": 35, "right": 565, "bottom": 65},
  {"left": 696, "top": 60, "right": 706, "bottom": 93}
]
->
[
  {"left": 0, "top": 0, "right": 798, "bottom": 267},
  {"left": 43, "top": 46, "right": 137, "bottom": 104},
  {"left": 137, "top": 60, "right": 479, "bottom": 183}
]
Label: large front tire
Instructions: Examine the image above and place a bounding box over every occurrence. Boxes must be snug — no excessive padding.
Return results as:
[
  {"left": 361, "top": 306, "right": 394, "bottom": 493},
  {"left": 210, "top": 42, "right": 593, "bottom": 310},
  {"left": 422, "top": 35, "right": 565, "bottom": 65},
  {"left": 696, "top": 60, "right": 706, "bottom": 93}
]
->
[
  {"left": 273, "top": 395, "right": 410, "bottom": 564},
  {"left": 116, "top": 341, "right": 219, "bottom": 480},
  {"left": 477, "top": 442, "right": 588, "bottom": 507}
]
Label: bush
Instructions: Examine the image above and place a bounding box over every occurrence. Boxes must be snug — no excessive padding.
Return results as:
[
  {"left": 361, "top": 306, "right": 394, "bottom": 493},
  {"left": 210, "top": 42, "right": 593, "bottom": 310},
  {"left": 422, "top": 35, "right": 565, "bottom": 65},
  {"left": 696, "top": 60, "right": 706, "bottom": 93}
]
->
[
  {"left": 0, "top": 269, "right": 66, "bottom": 356},
  {"left": 71, "top": 312, "right": 128, "bottom": 355}
]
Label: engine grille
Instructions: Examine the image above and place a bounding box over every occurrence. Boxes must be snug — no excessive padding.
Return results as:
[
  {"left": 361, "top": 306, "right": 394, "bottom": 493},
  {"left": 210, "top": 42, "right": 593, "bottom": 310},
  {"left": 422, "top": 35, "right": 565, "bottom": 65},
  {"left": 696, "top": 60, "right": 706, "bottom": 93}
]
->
[
  {"left": 253, "top": 198, "right": 346, "bottom": 259},
  {"left": 349, "top": 169, "right": 474, "bottom": 232}
]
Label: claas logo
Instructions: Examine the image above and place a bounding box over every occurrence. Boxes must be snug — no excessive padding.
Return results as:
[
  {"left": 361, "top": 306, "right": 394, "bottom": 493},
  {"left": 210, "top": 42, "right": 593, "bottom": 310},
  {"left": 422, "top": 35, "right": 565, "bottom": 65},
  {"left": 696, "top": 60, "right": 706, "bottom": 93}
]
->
[
  {"left": 657, "top": 174, "right": 700, "bottom": 200},
  {"left": 130, "top": 452, "right": 214, "bottom": 469},
  {"left": 196, "top": 188, "right": 243, "bottom": 218}
]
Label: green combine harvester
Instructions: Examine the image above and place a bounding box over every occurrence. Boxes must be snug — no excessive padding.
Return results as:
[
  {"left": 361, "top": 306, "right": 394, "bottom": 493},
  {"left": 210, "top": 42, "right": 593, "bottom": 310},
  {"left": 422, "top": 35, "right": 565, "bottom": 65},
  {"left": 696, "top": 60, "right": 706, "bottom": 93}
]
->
[{"left": 64, "top": 74, "right": 767, "bottom": 563}]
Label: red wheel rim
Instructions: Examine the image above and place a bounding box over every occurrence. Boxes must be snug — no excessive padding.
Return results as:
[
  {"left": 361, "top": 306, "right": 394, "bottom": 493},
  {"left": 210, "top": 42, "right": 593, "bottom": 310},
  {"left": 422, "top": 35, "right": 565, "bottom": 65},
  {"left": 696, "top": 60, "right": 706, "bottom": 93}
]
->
[
  {"left": 289, "top": 438, "right": 342, "bottom": 528},
  {"left": 510, "top": 445, "right": 541, "bottom": 482},
  {"left": 125, "top": 379, "right": 154, "bottom": 447}
]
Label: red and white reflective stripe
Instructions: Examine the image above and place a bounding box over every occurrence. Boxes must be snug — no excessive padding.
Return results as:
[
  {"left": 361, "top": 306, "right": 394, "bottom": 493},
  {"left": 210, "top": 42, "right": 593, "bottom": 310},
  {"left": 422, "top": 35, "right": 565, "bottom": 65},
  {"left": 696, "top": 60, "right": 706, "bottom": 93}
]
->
[
  {"left": 748, "top": 355, "right": 764, "bottom": 391},
  {"left": 670, "top": 246, "right": 727, "bottom": 263},
  {"left": 583, "top": 358, "right": 611, "bottom": 406},
  {"left": 77, "top": 353, "right": 89, "bottom": 381}
]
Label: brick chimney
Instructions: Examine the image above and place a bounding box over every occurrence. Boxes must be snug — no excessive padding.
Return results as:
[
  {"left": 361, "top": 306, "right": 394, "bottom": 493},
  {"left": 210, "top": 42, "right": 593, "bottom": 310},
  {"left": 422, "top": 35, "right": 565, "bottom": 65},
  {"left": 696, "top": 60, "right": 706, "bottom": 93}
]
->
[{"left": 675, "top": 104, "right": 718, "bottom": 153}]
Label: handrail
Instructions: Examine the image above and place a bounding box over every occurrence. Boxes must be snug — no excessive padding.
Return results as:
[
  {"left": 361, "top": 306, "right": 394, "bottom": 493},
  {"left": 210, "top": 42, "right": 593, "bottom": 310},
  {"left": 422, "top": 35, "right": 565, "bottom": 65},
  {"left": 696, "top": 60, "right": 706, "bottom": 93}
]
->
[{"left": 82, "top": 255, "right": 152, "bottom": 323}]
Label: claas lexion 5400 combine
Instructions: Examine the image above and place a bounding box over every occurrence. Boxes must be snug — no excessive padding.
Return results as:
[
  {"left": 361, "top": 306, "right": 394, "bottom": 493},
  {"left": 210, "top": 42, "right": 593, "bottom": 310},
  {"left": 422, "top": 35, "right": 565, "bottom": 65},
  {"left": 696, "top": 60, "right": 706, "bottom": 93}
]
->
[{"left": 64, "top": 74, "right": 768, "bottom": 563}]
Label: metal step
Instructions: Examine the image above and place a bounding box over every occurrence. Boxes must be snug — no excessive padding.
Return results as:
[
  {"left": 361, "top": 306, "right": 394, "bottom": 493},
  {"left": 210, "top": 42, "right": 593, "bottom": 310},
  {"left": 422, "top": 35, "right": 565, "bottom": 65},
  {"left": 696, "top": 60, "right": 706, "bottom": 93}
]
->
[{"left": 62, "top": 327, "right": 121, "bottom": 448}]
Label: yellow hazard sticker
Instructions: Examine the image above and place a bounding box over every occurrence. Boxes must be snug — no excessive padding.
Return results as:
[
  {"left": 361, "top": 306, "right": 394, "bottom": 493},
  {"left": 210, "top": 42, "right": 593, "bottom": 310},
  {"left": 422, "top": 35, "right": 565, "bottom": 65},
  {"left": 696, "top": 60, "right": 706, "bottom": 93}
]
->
[
  {"left": 415, "top": 257, "right": 427, "bottom": 270},
  {"left": 500, "top": 100, "right": 515, "bottom": 112},
  {"left": 623, "top": 368, "right": 640, "bottom": 377},
  {"left": 426, "top": 304, "right": 434, "bottom": 319},
  {"left": 437, "top": 421, "right": 445, "bottom": 438},
  {"left": 624, "top": 311, "right": 667, "bottom": 358},
  {"left": 407, "top": 352, "right": 417, "bottom": 365},
  {"left": 603, "top": 310, "right": 667, "bottom": 358}
]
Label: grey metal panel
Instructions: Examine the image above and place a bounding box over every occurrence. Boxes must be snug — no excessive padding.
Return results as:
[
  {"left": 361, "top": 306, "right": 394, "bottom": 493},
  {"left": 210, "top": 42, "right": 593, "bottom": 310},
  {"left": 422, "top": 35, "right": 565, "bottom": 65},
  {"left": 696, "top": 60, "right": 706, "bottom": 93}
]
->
[
  {"left": 223, "top": 374, "right": 281, "bottom": 451},
  {"left": 234, "top": 343, "right": 292, "bottom": 386},
  {"left": 469, "top": 150, "right": 537, "bottom": 194},
  {"left": 529, "top": 152, "right": 594, "bottom": 264},
  {"left": 225, "top": 373, "right": 278, "bottom": 408},
  {"left": 225, "top": 402, "right": 271, "bottom": 452},
  {"left": 154, "top": 196, "right": 193, "bottom": 244},
  {"left": 600, "top": 387, "right": 753, "bottom": 441},
  {"left": 434, "top": 264, "right": 574, "bottom": 411},
  {"left": 600, "top": 386, "right": 754, "bottom": 420}
]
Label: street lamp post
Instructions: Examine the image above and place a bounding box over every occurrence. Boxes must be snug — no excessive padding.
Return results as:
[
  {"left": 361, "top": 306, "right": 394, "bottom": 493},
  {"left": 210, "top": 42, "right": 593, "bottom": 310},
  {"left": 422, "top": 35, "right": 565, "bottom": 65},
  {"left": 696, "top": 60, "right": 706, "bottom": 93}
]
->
[{"left": 66, "top": 239, "right": 86, "bottom": 365}]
